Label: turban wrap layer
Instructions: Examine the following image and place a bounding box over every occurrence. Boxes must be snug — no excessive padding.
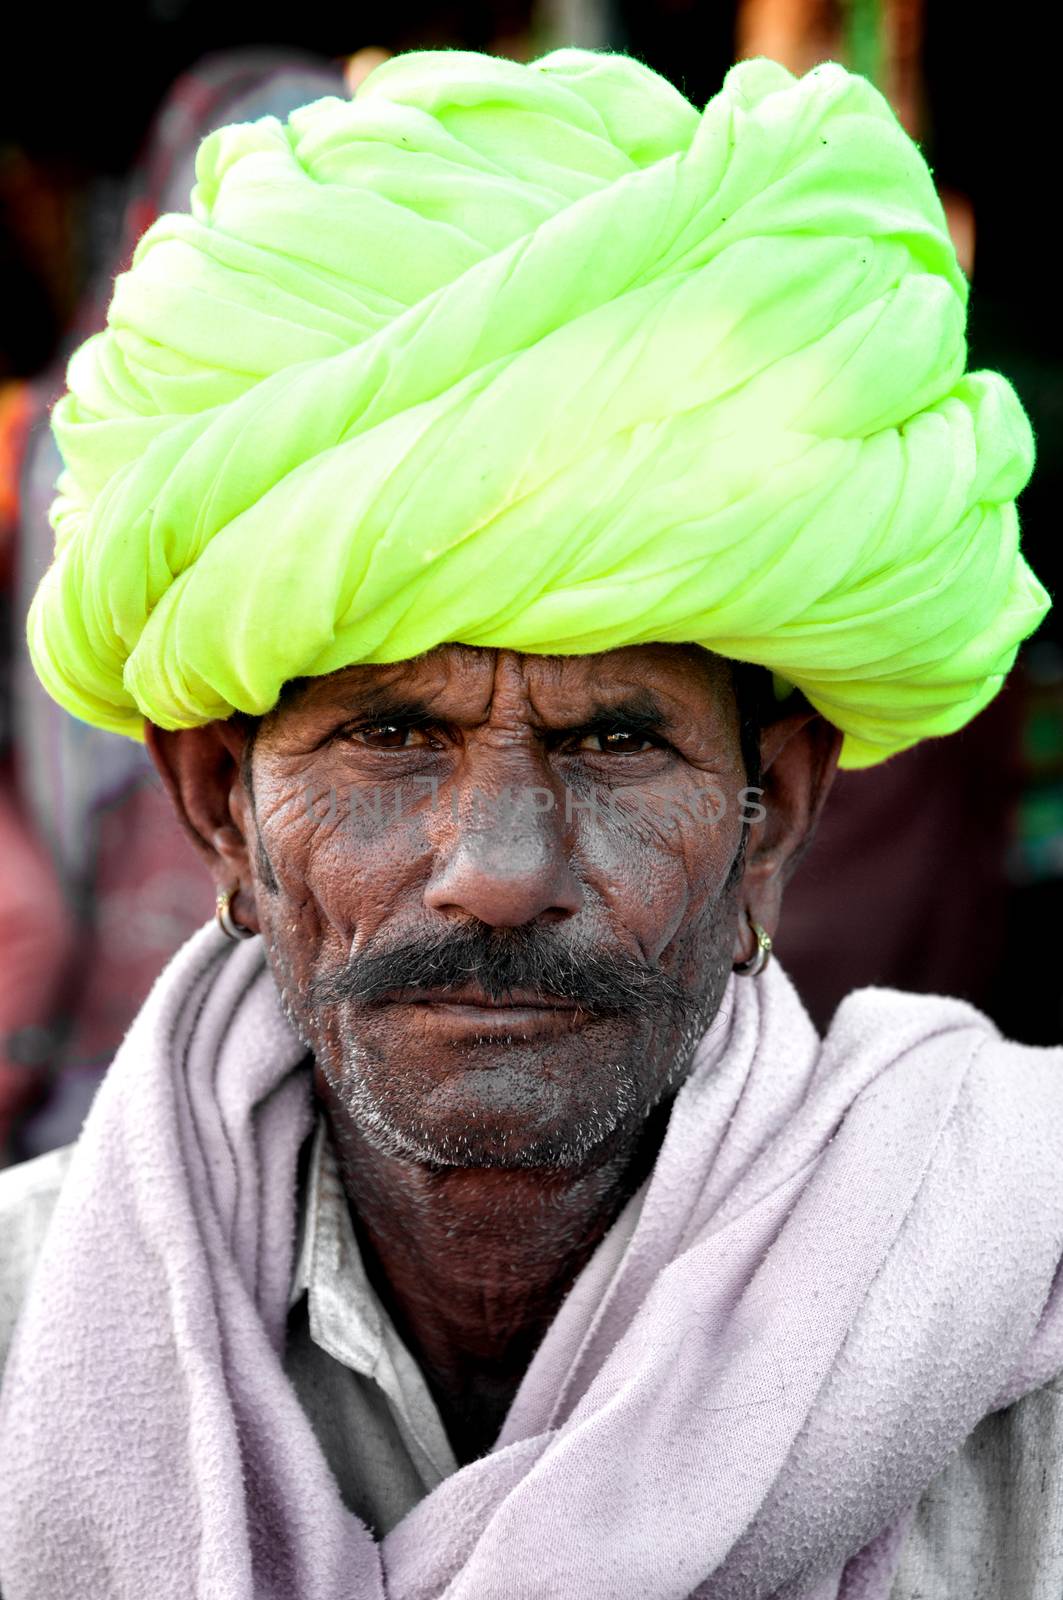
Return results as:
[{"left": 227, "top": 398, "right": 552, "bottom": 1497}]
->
[{"left": 28, "top": 49, "right": 1048, "bottom": 767}]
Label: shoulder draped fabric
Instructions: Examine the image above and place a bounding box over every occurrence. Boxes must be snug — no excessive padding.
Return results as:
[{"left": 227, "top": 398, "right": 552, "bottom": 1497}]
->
[
  {"left": 26, "top": 49, "right": 1047, "bottom": 767},
  {"left": 0, "top": 925, "right": 1062, "bottom": 1599}
]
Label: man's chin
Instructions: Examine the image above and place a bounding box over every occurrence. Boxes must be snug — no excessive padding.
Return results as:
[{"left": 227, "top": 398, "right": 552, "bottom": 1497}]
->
[
  {"left": 358, "top": 1124, "right": 628, "bottom": 1172},
  {"left": 339, "top": 1057, "right": 649, "bottom": 1172}
]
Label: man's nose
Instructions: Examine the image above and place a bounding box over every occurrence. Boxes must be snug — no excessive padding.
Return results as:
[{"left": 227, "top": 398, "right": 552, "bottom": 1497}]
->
[{"left": 424, "top": 789, "right": 584, "bottom": 928}]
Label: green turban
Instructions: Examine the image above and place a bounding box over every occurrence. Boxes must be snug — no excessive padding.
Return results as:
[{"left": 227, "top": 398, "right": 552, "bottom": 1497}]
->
[{"left": 28, "top": 48, "right": 1047, "bottom": 767}]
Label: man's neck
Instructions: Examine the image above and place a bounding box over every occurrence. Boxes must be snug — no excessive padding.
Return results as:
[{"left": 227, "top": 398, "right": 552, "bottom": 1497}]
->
[{"left": 323, "top": 1099, "right": 672, "bottom": 1465}]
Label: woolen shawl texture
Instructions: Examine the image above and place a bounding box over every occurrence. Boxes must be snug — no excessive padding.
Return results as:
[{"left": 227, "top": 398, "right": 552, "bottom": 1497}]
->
[
  {"left": 26, "top": 49, "right": 1047, "bottom": 768},
  {"left": 1, "top": 925, "right": 1062, "bottom": 1598}
]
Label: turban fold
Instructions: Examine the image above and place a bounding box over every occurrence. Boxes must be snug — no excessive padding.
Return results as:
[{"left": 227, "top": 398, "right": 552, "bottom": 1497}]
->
[{"left": 28, "top": 48, "right": 1047, "bottom": 767}]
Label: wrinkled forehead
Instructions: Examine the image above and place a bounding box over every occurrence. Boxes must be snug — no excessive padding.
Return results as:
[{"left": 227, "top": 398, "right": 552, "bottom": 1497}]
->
[{"left": 265, "top": 643, "right": 739, "bottom": 732}]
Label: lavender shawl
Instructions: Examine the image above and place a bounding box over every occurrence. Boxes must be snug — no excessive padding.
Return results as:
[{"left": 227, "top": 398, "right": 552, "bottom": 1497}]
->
[{"left": 1, "top": 923, "right": 1062, "bottom": 1600}]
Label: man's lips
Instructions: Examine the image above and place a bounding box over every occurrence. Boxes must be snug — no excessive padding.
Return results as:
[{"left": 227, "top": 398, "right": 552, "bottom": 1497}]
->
[
  {"left": 383, "top": 985, "right": 584, "bottom": 1011},
  {"left": 375, "top": 984, "right": 592, "bottom": 1038}
]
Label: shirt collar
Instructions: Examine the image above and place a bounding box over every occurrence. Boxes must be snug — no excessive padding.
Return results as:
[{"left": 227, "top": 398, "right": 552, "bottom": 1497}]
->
[{"left": 289, "top": 1114, "right": 459, "bottom": 1482}]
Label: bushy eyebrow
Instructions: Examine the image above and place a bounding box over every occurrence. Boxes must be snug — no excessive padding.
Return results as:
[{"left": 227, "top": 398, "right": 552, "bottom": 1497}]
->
[
  {"left": 336, "top": 695, "right": 443, "bottom": 728},
  {"left": 296, "top": 681, "right": 681, "bottom": 742},
  {"left": 545, "top": 694, "right": 673, "bottom": 740},
  {"left": 309, "top": 685, "right": 675, "bottom": 737}
]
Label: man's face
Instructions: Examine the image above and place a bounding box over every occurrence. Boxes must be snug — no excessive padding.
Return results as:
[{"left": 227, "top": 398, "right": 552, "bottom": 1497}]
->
[{"left": 231, "top": 644, "right": 755, "bottom": 1171}]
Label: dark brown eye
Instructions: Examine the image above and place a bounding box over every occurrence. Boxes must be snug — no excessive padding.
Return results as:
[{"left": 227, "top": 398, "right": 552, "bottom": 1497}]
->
[
  {"left": 347, "top": 722, "right": 432, "bottom": 749},
  {"left": 575, "top": 729, "right": 655, "bottom": 754}
]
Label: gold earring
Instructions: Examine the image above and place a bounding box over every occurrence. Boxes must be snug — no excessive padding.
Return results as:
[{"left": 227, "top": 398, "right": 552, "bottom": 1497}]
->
[
  {"left": 733, "top": 914, "right": 772, "bottom": 977},
  {"left": 216, "top": 887, "right": 254, "bottom": 942}
]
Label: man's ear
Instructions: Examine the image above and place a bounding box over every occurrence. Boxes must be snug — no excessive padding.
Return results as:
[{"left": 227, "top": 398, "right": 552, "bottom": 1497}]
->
[
  {"left": 144, "top": 721, "right": 258, "bottom": 927},
  {"left": 735, "top": 708, "right": 842, "bottom": 958}
]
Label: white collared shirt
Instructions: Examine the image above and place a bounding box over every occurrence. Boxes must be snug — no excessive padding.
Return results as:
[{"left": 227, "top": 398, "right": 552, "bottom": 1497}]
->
[{"left": 282, "top": 1118, "right": 459, "bottom": 1530}]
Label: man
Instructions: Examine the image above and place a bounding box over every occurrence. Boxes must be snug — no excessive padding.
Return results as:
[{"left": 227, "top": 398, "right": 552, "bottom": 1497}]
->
[{"left": 1, "top": 46, "right": 1061, "bottom": 1600}]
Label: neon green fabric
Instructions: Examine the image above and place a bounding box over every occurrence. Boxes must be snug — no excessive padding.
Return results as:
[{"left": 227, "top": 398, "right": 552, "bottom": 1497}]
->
[{"left": 28, "top": 49, "right": 1047, "bottom": 767}]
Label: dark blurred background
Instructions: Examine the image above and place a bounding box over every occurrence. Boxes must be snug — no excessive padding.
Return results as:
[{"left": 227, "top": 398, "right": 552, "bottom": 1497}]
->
[{"left": 2, "top": 0, "right": 1060, "bottom": 1163}]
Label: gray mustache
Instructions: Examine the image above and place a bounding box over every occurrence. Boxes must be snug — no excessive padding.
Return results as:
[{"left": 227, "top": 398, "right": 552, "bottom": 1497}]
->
[{"left": 307, "top": 924, "right": 698, "bottom": 1022}]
